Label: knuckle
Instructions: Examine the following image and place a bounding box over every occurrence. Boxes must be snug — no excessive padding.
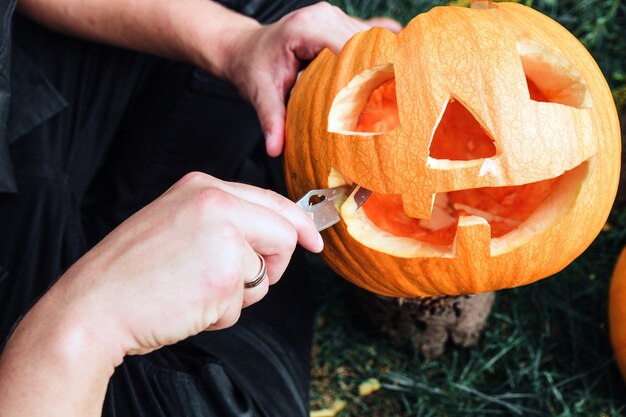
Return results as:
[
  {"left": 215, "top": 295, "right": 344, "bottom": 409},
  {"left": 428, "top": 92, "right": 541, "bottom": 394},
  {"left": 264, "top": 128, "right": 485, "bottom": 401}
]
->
[
  {"left": 211, "top": 223, "right": 243, "bottom": 249},
  {"left": 287, "top": 6, "right": 318, "bottom": 26},
  {"left": 263, "top": 188, "right": 289, "bottom": 208},
  {"left": 220, "top": 269, "right": 243, "bottom": 293},
  {"left": 192, "top": 187, "right": 235, "bottom": 216},
  {"left": 217, "top": 308, "right": 243, "bottom": 330},
  {"left": 284, "top": 3, "right": 343, "bottom": 34},
  {"left": 286, "top": 11, "right": 307, "bottom": 26},
  {"left": 179, "top": 171, "right": 210, "bottom": 186},
  {"left": 266, "top": 192, "right": 299, "bottom": 224},
  {"left": 283, "top": 227, "right": 299, "bottom": 250},
  {"left": 331, "top": 4, "right": 345, "bottom": 15},
  {"left": 315, "top": 2, "right": 335, "bottom": 12},
  {"left": 206, "top": 254, "right": 243, "bottom": 294},
  {"left": 272, "top": 230, "right": 298, "bottom": 260},
  {"left": 226, "top": 309, "right": 243, "bottom": 327}
]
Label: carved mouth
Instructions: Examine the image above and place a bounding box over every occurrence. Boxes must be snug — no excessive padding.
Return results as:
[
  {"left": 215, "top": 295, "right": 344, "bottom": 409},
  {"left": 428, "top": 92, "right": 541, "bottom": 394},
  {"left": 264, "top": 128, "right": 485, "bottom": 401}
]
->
[
  {"left": 330, "top": 160, "right": 590, "bottom": 258},
  {"left": 326, "top": 42, "right": 594, "bottom": 258}
]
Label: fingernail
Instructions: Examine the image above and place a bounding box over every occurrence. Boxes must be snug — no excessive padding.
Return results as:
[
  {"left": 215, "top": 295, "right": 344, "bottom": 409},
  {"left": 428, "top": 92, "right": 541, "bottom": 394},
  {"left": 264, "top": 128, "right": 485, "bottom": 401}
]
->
[
  {"left": 264, "top": 131, "right": 275, "bottom": 156},
  {"left": 316, "top": 233, "right": 324, "bottom": 252}
]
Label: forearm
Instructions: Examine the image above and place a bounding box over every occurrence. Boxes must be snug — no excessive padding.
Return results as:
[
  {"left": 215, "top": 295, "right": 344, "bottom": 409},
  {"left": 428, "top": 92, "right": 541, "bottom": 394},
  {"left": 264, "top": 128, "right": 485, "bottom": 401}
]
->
[
  {"left": 17, "top": 0, "right": 260, "bottom": 77},
  {"left": 0, "top": 270, "right": 124, "bottom": 416}
]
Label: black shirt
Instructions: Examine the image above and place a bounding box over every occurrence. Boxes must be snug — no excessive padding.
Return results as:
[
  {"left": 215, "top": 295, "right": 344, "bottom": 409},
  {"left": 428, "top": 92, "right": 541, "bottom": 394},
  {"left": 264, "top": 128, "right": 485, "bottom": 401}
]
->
[{"left": 0, "top": 0, "right": 67, "bottom": 193}]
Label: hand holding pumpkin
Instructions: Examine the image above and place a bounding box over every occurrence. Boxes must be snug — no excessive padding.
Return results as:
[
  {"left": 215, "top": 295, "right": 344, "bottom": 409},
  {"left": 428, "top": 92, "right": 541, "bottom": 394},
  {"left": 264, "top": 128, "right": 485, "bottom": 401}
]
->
[
  {"left": 16, "top": 0, "right": 400, "bottom": 157},
  {"left": 221, "top": 2, "right": 402, "bottom": 157}
]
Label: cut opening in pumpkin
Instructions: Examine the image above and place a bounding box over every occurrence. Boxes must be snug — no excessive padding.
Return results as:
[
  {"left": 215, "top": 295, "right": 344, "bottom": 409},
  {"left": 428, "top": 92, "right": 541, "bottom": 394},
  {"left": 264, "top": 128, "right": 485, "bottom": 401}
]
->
[
  {"left": 328, "top": 70, "right": 591, "bottom": 258},
  {"left": 428, "top": 97, "right": 498, "bottom": 162},
  {"left": 363, "top": 162, "right": 584, "bottom": 240},
  {"left": 517, "top": 40, "right": 592, "bottom": 109},
  {"left": 328, "top": 64, "right": 399, "bottom": 135},
  {"left": 332, "top": 161, "right": 589, "bottom": 258}
]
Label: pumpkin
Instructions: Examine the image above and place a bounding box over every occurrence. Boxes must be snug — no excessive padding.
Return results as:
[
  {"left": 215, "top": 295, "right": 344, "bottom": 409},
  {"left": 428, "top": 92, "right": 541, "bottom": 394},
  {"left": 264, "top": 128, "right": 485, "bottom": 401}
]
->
[
  {"left": 610, "top": 248, "right": 626, "bottom": 382},
  {"left": 284, "top": 2, "right": 621, "bottom": 297}
]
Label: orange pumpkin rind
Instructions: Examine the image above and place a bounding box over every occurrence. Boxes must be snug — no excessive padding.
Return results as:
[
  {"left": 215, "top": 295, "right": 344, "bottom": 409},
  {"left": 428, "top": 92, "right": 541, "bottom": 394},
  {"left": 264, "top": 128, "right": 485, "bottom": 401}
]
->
[{"left": 285, "top": 2, "right": 620, "bottom": 297}]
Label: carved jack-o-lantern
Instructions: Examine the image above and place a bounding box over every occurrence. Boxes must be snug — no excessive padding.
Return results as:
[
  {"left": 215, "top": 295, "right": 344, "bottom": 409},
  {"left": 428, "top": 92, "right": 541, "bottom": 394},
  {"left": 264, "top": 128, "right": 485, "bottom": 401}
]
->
[{"left": 284, "top": 2, "right": 621, "bottom": 297}]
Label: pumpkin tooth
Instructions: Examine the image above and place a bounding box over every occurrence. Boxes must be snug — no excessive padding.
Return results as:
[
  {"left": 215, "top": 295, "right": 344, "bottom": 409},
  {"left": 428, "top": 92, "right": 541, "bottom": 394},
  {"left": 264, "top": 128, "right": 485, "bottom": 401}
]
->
[
  {"left": 418, "top": 194, "right": 457, "bottom": 231},
  {"left": 454, "top": 216, "right": 491, "bottom": 263},
  {"left": 400, "top": 192, "right": 437, "bottom": 219}
]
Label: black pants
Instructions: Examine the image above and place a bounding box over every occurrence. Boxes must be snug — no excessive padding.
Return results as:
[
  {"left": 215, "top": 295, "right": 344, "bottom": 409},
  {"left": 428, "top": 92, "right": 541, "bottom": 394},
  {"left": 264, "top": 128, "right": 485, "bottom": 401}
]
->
[{"left": 0, "top": 1, "right": 316, "bottom": 415}]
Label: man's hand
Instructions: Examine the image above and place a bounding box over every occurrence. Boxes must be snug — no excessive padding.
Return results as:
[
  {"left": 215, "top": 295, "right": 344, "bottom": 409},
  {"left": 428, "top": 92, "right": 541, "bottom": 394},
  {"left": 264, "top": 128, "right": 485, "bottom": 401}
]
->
[
  {"left": 57, "top": 171, "right": 323, "bottom": 355},
  {"left": 220, "top": 3, "right": 403, "bottom": 156},
  {"left": 18, "top": 0, "right": 401, "bottom": 157},
  {"left": 0, "top": 172, "right": 322, "bottom": 416}
]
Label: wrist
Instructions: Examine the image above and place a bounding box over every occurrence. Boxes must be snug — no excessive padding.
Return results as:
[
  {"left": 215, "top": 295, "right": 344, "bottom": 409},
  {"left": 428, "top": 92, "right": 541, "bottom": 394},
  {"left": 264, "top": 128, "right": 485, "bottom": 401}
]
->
[
  {"left": 0, "top": 270, "right": 124, "bottom": 415},
  {"left": 185, "top": 3, "right": 261, "bottom": 78},
  {"left": 48, "top": 260, "right": 129, "bottom": 367},
  {"left": 13, "top": 274, "right": 126, "bottom": 369}
]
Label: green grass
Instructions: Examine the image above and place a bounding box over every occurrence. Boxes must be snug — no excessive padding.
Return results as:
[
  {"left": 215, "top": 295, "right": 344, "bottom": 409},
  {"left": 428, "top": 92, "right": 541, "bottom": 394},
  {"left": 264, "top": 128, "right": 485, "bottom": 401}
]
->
[
  {"left": 309, "top": 1, "right": 626, "bottom": 415},
  {"left": 310, "top": 210, "right": 626, "bottom": 416}
]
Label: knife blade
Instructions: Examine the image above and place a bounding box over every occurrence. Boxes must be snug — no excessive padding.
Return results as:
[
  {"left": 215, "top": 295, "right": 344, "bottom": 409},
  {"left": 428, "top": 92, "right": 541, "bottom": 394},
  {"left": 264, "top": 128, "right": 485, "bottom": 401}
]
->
[{"left": 296, "top": 185, "right": 372, "bottom": 232}]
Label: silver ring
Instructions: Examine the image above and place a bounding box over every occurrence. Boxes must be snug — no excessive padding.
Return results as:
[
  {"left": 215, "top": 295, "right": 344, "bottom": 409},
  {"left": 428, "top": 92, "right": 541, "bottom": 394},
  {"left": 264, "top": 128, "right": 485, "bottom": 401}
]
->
[{"left": 244, "top": 253, "right": 267, "bottom": 289}]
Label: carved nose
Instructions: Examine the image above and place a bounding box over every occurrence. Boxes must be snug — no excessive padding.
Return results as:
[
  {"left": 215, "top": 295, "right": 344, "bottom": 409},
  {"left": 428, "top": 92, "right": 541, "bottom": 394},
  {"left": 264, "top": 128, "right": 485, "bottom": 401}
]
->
[{"left": 428, "top": 97, "right": 498, "bottom": 162}]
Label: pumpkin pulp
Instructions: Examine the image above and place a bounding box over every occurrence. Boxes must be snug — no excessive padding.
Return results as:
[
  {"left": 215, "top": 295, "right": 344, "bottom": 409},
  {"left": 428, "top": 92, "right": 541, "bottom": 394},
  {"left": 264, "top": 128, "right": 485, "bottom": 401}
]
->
[{"left": 355, "top": 78, "right": 561, "bottom": 246}]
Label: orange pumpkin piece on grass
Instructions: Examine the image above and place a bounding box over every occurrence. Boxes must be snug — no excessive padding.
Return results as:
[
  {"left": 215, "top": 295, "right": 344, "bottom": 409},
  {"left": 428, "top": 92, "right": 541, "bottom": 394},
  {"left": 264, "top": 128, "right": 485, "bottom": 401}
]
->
[
  {"left": 284, "top": 1, "right": 621, "bottom": 297},
  {"left": 610, "top": 249, "right": 626, "bottom": 382}
]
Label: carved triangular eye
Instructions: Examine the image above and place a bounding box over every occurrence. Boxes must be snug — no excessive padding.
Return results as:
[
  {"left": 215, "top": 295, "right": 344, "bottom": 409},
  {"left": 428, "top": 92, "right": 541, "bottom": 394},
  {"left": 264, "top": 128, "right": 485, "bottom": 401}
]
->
[
  {"left": 328, "top": 64, "right": 399, "bottom": 135},
  {"left": 429, "top": 98, "right": 498, "bottom": 161},
  {"left": 517, "top": 40, "right": 592, "bottom": 109},
  {"left": 354, "top": 79, "right": 399, "bottom": 134}
]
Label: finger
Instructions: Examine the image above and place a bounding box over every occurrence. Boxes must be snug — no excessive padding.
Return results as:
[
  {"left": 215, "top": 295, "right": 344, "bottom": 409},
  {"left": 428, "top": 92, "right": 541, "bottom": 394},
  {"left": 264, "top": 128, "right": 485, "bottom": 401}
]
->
[
  {"left": 213, "top": 181, "right": 323, "bottom": 253},
  {"left": 309, "top": 18, "right": 370, "bottom": 55},
  {"left": 234, "top": 201, "right": 299, "bottom": 283},
  {"left": 285, "top": 3, "right": 370, "bottom": 56},
  {"left": 202, "top": 190, "right": 303, "bottom": 285},
  {"left": 209, "top": 297, "right": 244, "bottom": 330},
  {"left": 167, "top": 172, "right": 323, "bottom": 253},
  {"left": 204, "top": 234, "right": 267, "bottom": 323},
  {"left": 362, "top": 17, "right": 404, "bottom": 33},
  {"left": 241, "top": 252, "right": 271, "bottom": 308},
  {"left": 260, "top": 108, "right": 285, "bottom": 158},
  {"left": 248, "top": 77, "right": 288, "bottom": 157},
  {"left": 219, "top": 196, "right": 302, "bottom": 296}
]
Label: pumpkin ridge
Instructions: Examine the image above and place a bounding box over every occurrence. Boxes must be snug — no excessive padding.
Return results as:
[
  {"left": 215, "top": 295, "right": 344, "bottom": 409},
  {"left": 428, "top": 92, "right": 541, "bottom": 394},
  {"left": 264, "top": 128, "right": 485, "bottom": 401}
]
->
[{"left": 284, "top": 1, "right": 619, "bottom": 297}]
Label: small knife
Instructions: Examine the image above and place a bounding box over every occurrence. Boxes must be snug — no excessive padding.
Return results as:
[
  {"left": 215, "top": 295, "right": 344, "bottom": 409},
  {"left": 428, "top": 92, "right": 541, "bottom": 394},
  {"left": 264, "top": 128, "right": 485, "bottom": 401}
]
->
[{"left": 296, "top": 185, "right": 372, "bottom": 232}]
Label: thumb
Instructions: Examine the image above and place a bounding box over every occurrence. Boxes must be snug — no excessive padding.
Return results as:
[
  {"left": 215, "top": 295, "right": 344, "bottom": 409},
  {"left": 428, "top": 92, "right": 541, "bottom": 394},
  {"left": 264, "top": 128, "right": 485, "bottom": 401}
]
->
[{"left": 254, "top": 88, "right": 287, "bottom": 157}]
